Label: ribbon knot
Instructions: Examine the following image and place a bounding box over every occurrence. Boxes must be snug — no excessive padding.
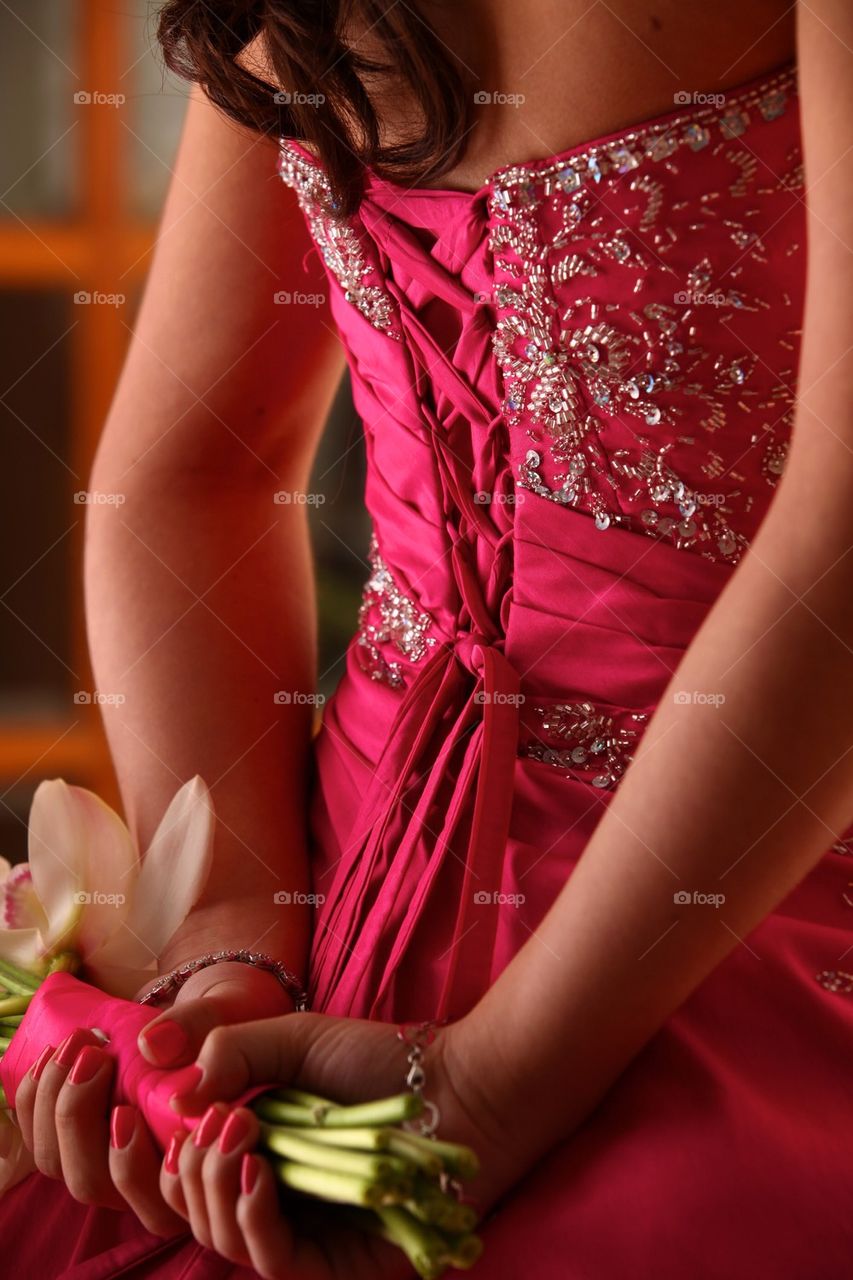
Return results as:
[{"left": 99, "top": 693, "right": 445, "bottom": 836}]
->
[{"left": 453, "top": 629, "right": 496, "bottom": 673}]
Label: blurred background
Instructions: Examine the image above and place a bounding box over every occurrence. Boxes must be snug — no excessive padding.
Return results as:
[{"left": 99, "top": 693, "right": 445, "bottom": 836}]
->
[{"left": 0, "top": 1, "right": 367, "bottom": 862}]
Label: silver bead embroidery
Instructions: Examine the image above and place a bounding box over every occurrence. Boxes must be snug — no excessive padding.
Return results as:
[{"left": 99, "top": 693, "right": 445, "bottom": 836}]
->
[
  {"left": 277, "top": 141, "right": 401, "bottom": 340},
  {"left": 487, "top": 66, "right": 800, "bottom": 564},
  {"left": 356, "top": 534, "right": 437, "bottom": 688},
  {"left": 815, "top": 970, "right": 853, "bottom": 995},
  {"left": 523, "top": 701, "right": 648, "bottom": 789}
]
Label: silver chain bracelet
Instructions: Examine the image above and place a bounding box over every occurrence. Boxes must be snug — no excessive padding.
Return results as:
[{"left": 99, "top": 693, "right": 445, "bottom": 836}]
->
[
  {"left": 397, "top": 1020, "right": 442, "bottom": 1137},
  {"left": 137, "top": 948, "right": 309, "bottom": 1011}
]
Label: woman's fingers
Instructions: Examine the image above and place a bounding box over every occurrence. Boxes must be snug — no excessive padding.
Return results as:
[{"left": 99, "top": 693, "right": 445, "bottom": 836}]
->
[
  {"left": 108, "top": 1106, "right": 187, "bottom": 1237},
  {"left": 197, "top": 1107, "right": 260, "bottom": 1263},
  {"left": 13, "top": 1042, "right": 54, "bottom": 1154},
  {"left": 236, "top": 1152, "right": 304, "bottom": 1280},
  {"left": 159, "top": 1129, "right": 189, "bottom": 1220},
  {"left": 169, "top": 1014, "right": 316, "bottom": 1117},
  {"left": 165, "top": 1103, "right": 229, "bottom": 1249},
  {"left": 53, "top": 1044, "right": 124, "bottom": 1208},
  {"left": 31, "top": 1029, "right": 103, "bottom": 1179}
]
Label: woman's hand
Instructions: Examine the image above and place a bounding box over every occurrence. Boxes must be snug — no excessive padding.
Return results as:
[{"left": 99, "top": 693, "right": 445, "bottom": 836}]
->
[
  {"left": 150, "top": 1012, "right": 527, "bottom": 1277},
  {"left": 11, "top": 961, "right": 296, "bottom": 1227}
]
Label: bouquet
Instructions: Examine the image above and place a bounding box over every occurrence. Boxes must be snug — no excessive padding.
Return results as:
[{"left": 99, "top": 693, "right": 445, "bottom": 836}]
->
[{"left": 0, "top": 779, "right": 483, "bottom": 1278}]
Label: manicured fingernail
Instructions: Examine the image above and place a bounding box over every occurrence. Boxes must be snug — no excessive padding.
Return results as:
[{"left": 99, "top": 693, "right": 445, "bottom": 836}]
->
[
  {"left": 241, "top": 1153, "right": 259, "bottom": 1196},
  {"left": 141, "top": 1019, "right": 189, "bottom": 1066},
  {"left": 193, "top": 1104, "right": 225, "bottom": 1149},
  {"left": 68, "top": 1045, "right": 103, "bottom": 1085},
  {"left": 30, "top": 1044, "right": 55, "bottom": 1082},
  {"left": 164, "top": 1132, "right": 185, "bottom": 1175},
  {"left": 168, "top": 1064, "right": 204, "bottom": 1112},
  {"left": 55, "top": 1030, "right": 90, "bottom": 1069},
  {"left": 110, "top": 1105, "right": 136, "bottom": 1150},
  {"left": 218, "top": 1110, "right": 248, "bottom": 1155}
]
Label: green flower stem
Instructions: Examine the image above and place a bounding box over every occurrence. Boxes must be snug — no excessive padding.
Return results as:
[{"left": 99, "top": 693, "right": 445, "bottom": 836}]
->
[
  {"left": 442, "top": 1233, "right": 484, "bottom": 1269},
  {"left": 374, "top": 1206, "right": 450, "bottom": 1280},
  {"left": 275, "top": 1159, "right": 392, "bottom": 1208},
  {"left": 269, "top": 1086, "right": 334, "bottom": 1109},
  {"left": 0, "top": 1014, "right": 24, "bottom": 1029},
  {"left": 0, "top": 1035, "right": 13, "bottom": 1052},
  {"left": 256, "top": 1092, "right": 424, "bottom": 1129},
  {"left": 261, "top": 1126, "right": 411, "bottom": 1182},
  {"left": 406, "top": 1177, "right": 479, "bottom": 1233},
  {"left": 45, "top": 952, "right": 79, "bottom": 975},
  {"left": 392, "top": 1130, "right": 480, "bottom": 1179},
  {"left": 385, "top": 1131, "right": 443, "bottom": 1176},
  {"left": 0, "top": 995, "right": 32, "bottom": 1018},
  {"left": 0, "top": 960, "right": 40, "bottom": 995},
  {"left": 264, "top": 1123, "right": 393, "bottom": 1151},
  {"left": 253, "top": 1099, "right": 319, "bottom": 1126}
]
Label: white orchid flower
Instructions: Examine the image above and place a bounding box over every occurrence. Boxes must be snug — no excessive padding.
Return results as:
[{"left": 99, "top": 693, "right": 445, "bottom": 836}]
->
[{"left": 0, "top": 776, "right": 214, "bottom": 999}]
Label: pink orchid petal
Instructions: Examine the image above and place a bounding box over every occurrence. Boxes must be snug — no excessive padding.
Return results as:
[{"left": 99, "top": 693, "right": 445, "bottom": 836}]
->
[{"left": 1, "top": 865, "right": 49, "bottom": 934}]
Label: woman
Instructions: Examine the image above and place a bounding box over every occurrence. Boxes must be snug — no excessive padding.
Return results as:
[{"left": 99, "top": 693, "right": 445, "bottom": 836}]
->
[{"left": 2, "top": 0, "right": 852, "bottom": 1275}]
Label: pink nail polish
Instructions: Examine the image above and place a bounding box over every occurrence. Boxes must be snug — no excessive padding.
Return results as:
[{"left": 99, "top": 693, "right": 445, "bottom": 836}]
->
[
  {"left": 55, "top": 1030, "right": 89, "bottom": 1069},
  {"left": 241, "top": 1153, "right": 259, "bottom": 1196},
  {"left": 168, "top": 1064, "right": 204, "bottom": 1109},
  {"left": 142, "top": 1020, "right": 189, "bottom": 1066},
  {"left": 68, "top": 1045, "right": 103, "bottom": 1085},
  {"left": 218, "top": 1111, "right": 248, "bottom": 1155},
  {"left": 110, "top": 1106, "right": 136, "bottom": 1150},
  {"left": 30, "top": 1044, "right": 55, "bottom": 1082},
  {"left": 164, "top": 1132, "right": 184, "bottom": 1175},
  {"left": 193, "top": 1104, "right": 225, "bottom": 1149}
]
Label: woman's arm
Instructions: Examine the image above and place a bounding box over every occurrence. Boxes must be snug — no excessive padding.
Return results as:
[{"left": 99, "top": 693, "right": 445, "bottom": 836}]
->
[
  {"left": 452, "top": 0, "right": 853, "bottom": 1170},
  {"left": 85, "top": 88, "right": 345, "bottom": 987}
]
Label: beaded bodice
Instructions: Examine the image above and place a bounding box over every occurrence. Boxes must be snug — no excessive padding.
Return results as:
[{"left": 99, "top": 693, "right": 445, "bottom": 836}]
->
[
  {"left": 279, "top": 60, "right": 801, "bottom": 566},
  {"left": 277, "top": 60, "right": 803, "bottom": 770}
]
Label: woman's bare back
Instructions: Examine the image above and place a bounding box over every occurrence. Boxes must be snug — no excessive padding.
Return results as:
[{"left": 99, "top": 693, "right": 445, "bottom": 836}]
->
[{"left": 362, "top": 0, "right": 797, "bottom": 190}]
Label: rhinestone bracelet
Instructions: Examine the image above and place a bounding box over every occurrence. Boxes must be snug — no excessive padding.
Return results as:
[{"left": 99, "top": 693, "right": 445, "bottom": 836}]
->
[{"left": 137, "top": 949, "right": 309, "bottom": 1012}]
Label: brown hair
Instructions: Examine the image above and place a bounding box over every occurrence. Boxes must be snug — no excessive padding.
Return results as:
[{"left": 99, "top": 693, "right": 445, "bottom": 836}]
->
[{"left": 157, "top": 1, "right": 471, "bottom": 215}]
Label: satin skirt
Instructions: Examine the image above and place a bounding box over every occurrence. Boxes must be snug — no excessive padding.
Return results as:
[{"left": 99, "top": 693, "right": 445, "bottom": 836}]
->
[{"left": 2, "top": 504, "right": 852, "bottom": 1278}]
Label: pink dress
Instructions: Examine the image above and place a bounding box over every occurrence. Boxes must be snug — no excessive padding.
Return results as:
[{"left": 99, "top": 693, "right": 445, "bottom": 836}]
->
[{"left": 3, "top": 57, "right": 853, "bottom": 1278}]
